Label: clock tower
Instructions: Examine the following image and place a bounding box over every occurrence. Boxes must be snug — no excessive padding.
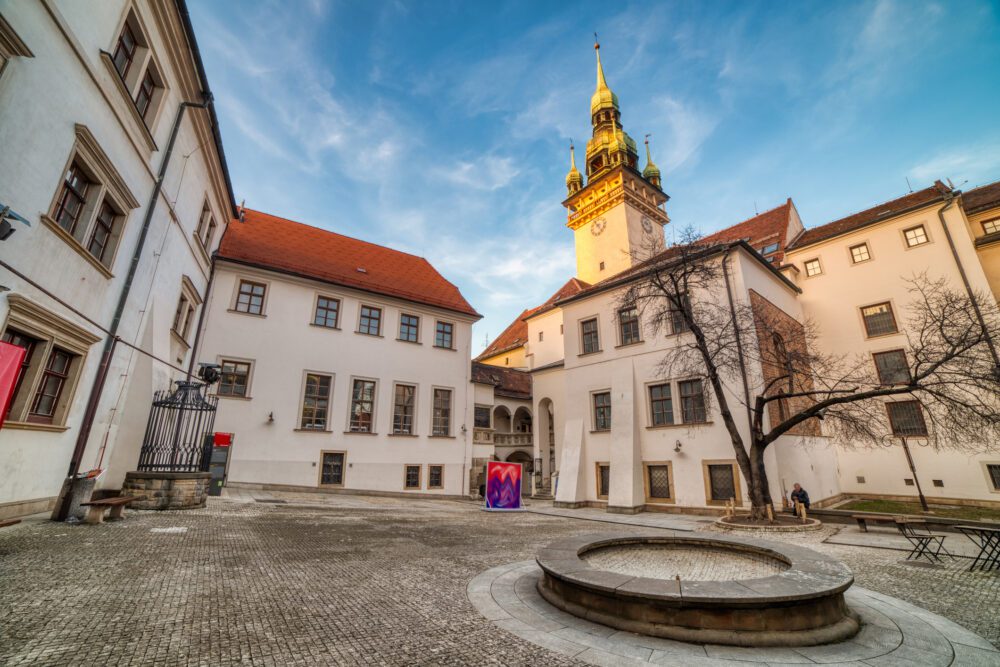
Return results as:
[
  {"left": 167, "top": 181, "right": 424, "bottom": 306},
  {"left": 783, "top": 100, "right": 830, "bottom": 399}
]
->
[{"left": 563, "top": 41, "right": 669, "bottom": 285}]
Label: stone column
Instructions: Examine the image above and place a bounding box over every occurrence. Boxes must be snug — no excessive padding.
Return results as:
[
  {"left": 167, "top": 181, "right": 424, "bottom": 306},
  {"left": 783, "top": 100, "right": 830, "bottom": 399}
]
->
[{"left": 608, "top": 361, "right": 643, "bottom": 513}]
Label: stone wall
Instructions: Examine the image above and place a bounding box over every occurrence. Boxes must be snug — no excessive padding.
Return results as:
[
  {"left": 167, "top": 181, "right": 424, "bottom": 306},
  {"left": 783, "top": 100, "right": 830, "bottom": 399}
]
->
[{"left": 123, "top": 472, "right": 210, "bottom": 510}]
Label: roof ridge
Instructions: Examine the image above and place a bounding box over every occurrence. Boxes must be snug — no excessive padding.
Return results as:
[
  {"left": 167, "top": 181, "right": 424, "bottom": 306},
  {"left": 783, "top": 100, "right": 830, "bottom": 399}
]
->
[
  {"left": 819, "top": 182, "right": 947, "bottom": 228},
  {"left": 722, "top": 199, "right": 791, "bottom": 229}
]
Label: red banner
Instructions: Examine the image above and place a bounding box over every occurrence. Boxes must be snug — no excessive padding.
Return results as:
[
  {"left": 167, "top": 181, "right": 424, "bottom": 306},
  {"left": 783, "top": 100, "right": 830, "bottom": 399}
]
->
[{"left": 0, "top": 341, "right": 27, "bottom": 429}]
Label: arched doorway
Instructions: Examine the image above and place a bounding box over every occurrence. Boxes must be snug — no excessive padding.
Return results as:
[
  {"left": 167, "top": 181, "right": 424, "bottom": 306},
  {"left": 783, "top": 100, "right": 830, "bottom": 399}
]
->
[
  {"left": 506, "top": 450, "right": 533, "bottom": 474},
  {"left": 493, "top": 405, "right": 512, "bottom": 433},
  {"left": 512, "top": 407, "right": 532, "bottom": 434}
]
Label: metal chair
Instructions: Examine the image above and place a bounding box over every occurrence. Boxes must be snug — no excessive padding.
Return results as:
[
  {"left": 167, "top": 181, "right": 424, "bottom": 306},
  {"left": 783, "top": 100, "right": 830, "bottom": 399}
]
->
[{"left": 896, "top": 520, "right": 954, "bottom": 563}]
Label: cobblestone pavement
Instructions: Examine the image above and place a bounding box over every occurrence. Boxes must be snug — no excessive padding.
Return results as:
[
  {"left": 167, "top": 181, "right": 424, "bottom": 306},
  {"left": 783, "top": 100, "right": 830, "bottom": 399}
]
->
[{"left": 0, "top": 495, "right": 997, "bottom": 666}]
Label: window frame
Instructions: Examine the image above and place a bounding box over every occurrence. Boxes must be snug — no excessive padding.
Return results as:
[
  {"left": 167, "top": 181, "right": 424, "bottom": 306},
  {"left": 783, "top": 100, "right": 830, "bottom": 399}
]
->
[
  {"left": 404, "top": 464, "right": 422, "bottom": 490},
  {"left": 702, "top": 459, "right": 742, "bottom": 507},
  {"left": 617, "top": 306, "right": 642, "bottom": 346},
  {"left": 595, "top": 462, "right": 610, "bottom": 500},
  {"left": 760, "top": 242, "right": 780, "bottom": 256},
  {"left": 233, "top": 279, "right": 268, "bottom": 316},
  {"left": 592, "top": 390, "right": 612, "bottom": 432},
  {"left": 431, "top": 386, "right": 453, "bottom": 437},
  {"left": 397, "top": 313, "right": 420, "bottom": 343},
  {"left": 318, "top": 450, "right": 346, "bottom": 487},
  {"left": 103, "top": 7, "right": 169, "bottom": 139},
  {"left": 647, "top": 382, "right": 675, "bottom": 427},
  {"left": 860, "top": 301, "right": 899, "bottom": 338},
  {"left": 580, "top": 317, "right": 601, "bottom": 355},
  {"left": 902, "top": 224, "right": 930, "bottom": 248},
  {"left": 872, "top": 349, "right": 910, "bottom": 385},
  {"left": 849, "top": 242, "right": 872, "bottom": 264},
  {"left": 982, "top": 463, "right": 1000, "bottom": 494},
  {"left": 195, "top": 202, "right": 219, "bottom": 255},
  {"left": 312, "top": 294, "right": 341, "bottom": 329},
  {"left": 427, "top": 464, "right": 444, "bottom": 490},
  {"left": 298, "top": 371, "right": 333, "bottom": 431},
  {"left": 474, "top": 405, "right": 492, "bottom": 429},
  {"left": 348, "top": 377, "right": 378, "bottom": 433},
  {"left": 643, "top": 461, "right": 675, "bottom": 504},
  {"left": 357, "top": 305, "right": 383, "bottom": 337},
  {"left": 886, "top": 400, "right": 928, "bottom": 437},
  {"left": 679, "top": 378, "right": 708, "bottom": 424},
  {"left": 982, "top": 218, "right": 1000, "bottom": 236},
  {"left": 669, "top": 293, "right": 692, "bottom": 335},
  {"left": 803, "top": 258, "right": 823, "bottom": 278},
  {"left": 216, "top": 358, "right": 253, "bottom": 398},
  {"left": 434, "top": 320, "right": 455, "bottom": 350},
  {"left": 391, "top": 382, "right": 417, "bottom": 435}
]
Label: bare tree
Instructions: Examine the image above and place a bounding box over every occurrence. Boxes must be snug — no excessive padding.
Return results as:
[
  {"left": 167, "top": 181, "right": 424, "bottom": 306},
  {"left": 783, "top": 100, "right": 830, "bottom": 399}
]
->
[{"left": 620, "top": 228, "right": 1000, "bottom": 520}]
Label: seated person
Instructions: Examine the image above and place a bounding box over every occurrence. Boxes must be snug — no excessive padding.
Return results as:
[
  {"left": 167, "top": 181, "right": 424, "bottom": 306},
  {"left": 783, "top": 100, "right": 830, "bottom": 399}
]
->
[{"left": 790, "top": 483, "right": 810, "bottom": 509}]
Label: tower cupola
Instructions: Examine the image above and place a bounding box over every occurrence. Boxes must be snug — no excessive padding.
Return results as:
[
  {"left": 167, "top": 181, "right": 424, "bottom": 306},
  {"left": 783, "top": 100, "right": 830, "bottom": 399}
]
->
[
  {"left": 642, "top": 135, "right": 662, "bottom": 189},
  {"left": 565, "top": 143, "right": 583, "bottom": 195}
]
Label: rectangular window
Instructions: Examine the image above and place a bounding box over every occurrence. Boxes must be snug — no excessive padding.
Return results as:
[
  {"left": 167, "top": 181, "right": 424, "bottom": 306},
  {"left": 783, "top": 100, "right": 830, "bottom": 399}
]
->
[
  {"left": 320, "top": 452, "right": 345, "bottom": 486},
  {"left": 111, "top": 22, "right": 137, "bottom": 79},
  {"left": 28, "top": 348, "right": 73, "bottom": 423},
  {"left": 135, "top": 69, "right": 155, "bottom": 120},
  {"left": 670, "top": 293, "right": 691, "bottom": 334},
  {"left": 54, "top": 163, "right": 91, "bottom": 234},
  {"left": 428, "top": 465, "right": 444, "bottom": 489},
  {"left": 646, "top": 464, "right": 672, "bottom": 500},
  {"left": 235, "top": 280, "right": 266, "bottom": 315},
  {"left": 87, "top": 201, "right": 117, "bottom": 263},
  {"left": 172, "top": 293, "right": 195, "bottom": 340},
  {"left": 435, "top": 321, "right": 454, "bottom": 349},
  {"left": 474, "top": 406, "right": 491, "bottom": 429},
  {"left": 861, "top": 302, "right": 897, "bottom": 337},
  {"left": 538, "top": 331, "right": 544, "bottom": 342},
  {"left": 398, "top": 314, "right": 419, "bottom": 342},
  {"left": 804, "top": 258, "right": 822, "bottom": 277},
  {"left": 983, "top": 219, "right": 1000, "bottom": 235},
  {"left": 392, "top": 384, "right": 416, "bottom": 435},
  {"left": 850, "top": 242, "right": 871, "bottom": 263},
  {"left": 708, "top": 464, "right": 737, "bottom": 502},
  {"left": 987, "top": 464, "right": 1000, "bottom": 491},
  {"left": 649, "top": 383, "right": 674, "bottom": 426},
  {"left": 217, "top": 360, "right": 250, "bottom": 397},
  {"left": 349, "top": 379, "right": 376, "bottom": 432},
  {"left": 597, "top": 463, "right": 610, "bottom": 498},
  {"left": 581, "top": 318, "right": 600, "bottom": 354},
  {"left": 903, "top": 225, "right": 928, "bottom": 247},
  {"left": 300, "top": 373, "right": 332, "bottom": 430},
  {"left": 404, "top": 464, "right": 421, "bottom": 490},
  {"left": 873, "top": 350, "right": 909, "bottom": 385},
  {"left": 432, "top": 388, "right": 452, "bottom": 436},
  {"left": 593, "top": 391, "right": 611, "bottom": 431},
  {"left": 618, "top": 307, "right": 641, "bottom": 345},
  {"left": 313, "top": 296, "right": 340, "bottom": 328},
  {"left": 196, "top": 206, "right": 217, "bottom": 251},
  {"left": 358, "top": 306, "right": 382, "bottom": 336},
  {"left": 887, "top": 400, "right": 928, "bottom": 437},
  {"left": 761, "top": 242, "right": 780, "bottom": 256},
  {"left": 679, "top": 379, "right": 707, "bottom": 424},
  {"left": 1, "top": 329, "right": 38, "bottom": 415}
]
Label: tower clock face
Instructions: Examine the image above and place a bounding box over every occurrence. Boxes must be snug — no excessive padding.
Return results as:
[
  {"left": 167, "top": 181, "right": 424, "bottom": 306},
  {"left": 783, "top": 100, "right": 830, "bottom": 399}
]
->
[
  {"left": 591, "top": 217, "right": 607, "bottom": 236},
  {"left": 641, "top": 216, "right": 653, "bottom": 233}
]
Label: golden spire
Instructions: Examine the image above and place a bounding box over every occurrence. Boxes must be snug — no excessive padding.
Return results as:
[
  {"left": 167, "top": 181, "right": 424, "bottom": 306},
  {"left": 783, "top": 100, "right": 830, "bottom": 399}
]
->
[
  {"left": 566, "top": 141, "right": 583, "bottom": 195},
  {"left": 642, "top": 134, "right": 661, "bottom": 188},
  {"left": 590, "top": 38, "right": 619, "bottom": 116}
]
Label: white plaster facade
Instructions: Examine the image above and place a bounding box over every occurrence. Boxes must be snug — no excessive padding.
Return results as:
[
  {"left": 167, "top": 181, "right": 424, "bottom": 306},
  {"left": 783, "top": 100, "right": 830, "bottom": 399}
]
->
[
  {"left": 199, "top": 258, "right": 479, "bottom": 498},
  {"left": 0, "top": 0, "right": 235, "bottom": 520}
]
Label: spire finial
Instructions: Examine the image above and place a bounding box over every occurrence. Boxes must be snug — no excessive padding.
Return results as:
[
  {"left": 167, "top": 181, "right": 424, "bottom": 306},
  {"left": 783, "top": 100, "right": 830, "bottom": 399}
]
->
[
  {"left": 642, "top": 133, "right": 662, "bottom": 188},
  {"left": 570, "top": 140, "right": 577, "bottom": 169},
  {"left": 644, "top": 134, "right": 653, "bottom": 162}
]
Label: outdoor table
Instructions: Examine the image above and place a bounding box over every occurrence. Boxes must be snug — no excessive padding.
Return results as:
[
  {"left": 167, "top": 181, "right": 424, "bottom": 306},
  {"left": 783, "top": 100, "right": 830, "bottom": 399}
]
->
[{"left": 955, "top": 526, "right": 1000, "bottom": 572}]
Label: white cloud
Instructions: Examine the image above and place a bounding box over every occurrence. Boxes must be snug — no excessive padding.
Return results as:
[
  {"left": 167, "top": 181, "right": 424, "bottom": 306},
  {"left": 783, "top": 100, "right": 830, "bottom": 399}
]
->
[
  {"left": 652, "top": 96, "right": 719, "bottom": 172},
  {"left": 909, "top": 144, "right": 1000, "bottom": 186}
]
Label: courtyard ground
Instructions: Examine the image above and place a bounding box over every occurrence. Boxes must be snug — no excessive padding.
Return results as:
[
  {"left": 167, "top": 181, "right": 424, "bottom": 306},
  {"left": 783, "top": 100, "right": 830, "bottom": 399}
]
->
[{"left": 0, "top": 491, "right": 997, "bottom": 666}]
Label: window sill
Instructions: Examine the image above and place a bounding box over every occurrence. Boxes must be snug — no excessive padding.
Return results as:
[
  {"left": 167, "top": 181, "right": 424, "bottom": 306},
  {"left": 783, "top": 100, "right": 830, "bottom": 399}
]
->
[
  {"left": 589, "top": 429, "right": 611, "bottom": 434},
  {"left": 645, "top": 498, "right": 676, "bottom": 505},
  {"left": 428, "top": 434, "right": 455, "bottom": 439},
  {"left": 170, "top": 329, "right": 191, "bottom": 350},
  {"left": 646, "top": 421, "right": 712, "bottom": 429},
  {"left": 310, "top": 323, "right": 341, "bottom": 331},
  {"left": 215, "top": 394, "right": 252, "bottom": 401},
  {"left": 389, "top": 433, "right": 418, "bottom": 438},
  {"left": 615, "top": 340, "right": 644, "bottom": 349},
  {"left": 1, "top": 421, "right": 70, "bottom": 432},
  {"left": 193, "top": 235, "right": 211, "bottom": 266},
  {"left": 433, "top": 346, "right": 456, "bottom": 351},
  {"left": 318, "top": 483, "right": 345, "bottom": 489},
  {"left": 396, "top": 338, "right": 421, "bottom": 345},
  {"left": 344, "top": 430, "right": 378, "bottom": 435},
  {"left": 294, "top": 428, "right": 333, "bottom": 433},
  {"left": 227, "top": 309, "right": 267, "bottom": 318},
  {"left": 355, "top": 332, "right": 384, "bottom": 338},
  {"left": 39, "top": 215, "right": 115, "bottom": 279},
  {"left": 578, "top": 350, "right": 603, "bottom": 357},
  {"left": 428, "top": 486, "right": 444, "bottom": 491},
  {"left": 99, "top": 51, "right": 158, "bottom": 153},
  {"left": 864, "top": 331, "right": 901, "bottom": 340}
]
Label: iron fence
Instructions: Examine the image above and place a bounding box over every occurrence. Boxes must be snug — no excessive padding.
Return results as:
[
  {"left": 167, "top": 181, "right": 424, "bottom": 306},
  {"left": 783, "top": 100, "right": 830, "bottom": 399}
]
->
[{"left": 136, "top": 381, "right": 218, "bottom": 473}]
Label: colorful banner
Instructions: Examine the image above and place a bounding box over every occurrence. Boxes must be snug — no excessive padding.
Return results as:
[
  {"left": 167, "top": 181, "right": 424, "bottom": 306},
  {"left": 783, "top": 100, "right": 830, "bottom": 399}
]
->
[
  {"left": 0, "top": 341, "right": 27, "bottom": 429},
  {"left": 485, "top": 461, "right": 523, "bottom": 511}
]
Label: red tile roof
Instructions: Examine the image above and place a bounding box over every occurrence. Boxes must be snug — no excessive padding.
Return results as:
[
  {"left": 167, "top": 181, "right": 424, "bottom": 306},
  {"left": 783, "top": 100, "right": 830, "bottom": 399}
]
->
[
  {"left": 474, "top": 277, "right": 589, "bottom": 361},
  {"left": 789, "top": 181, "right": 951, "bottom": 249},
  {"left": 218, "top": 208, "right": 479, "bottom": 317},
  {"left": 702, "top": 199, "right": 794, "bottom": 265},
  {"left": 471, "top": 362, "right": 532, "bottom": 399},
  {"left": 963, "top": 179, "right": 1000, "bottom": 215}
]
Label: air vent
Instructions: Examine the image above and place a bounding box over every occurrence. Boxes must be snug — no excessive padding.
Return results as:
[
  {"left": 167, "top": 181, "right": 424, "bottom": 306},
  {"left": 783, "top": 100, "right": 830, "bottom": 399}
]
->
[
  {"left": 932, "top": 479, "right": 944, "bottom": 487},
  {"left": 856, "top": 476, "right": 866, "bottom": 484},
  {"left": 904, "top": 478, "right": 914, "bottom": 486}
]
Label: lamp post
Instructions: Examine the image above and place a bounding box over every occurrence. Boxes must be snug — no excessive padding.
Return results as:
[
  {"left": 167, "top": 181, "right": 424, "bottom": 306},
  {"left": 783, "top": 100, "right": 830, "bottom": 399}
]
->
[{"left": 900, "top": 436, "right": 929, "bottom": 512}]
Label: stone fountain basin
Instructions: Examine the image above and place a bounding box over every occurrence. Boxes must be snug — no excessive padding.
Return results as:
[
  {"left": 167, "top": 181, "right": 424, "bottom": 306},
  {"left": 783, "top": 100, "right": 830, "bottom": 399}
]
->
[{"left": 536, "top": 533, "right": 860, "bottom": 647}]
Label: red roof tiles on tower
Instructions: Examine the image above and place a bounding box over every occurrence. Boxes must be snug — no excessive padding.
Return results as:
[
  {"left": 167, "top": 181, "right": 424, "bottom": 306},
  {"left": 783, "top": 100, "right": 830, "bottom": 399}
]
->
[{"left": 218, "top": 208, "right": 479, "bottom": 317}]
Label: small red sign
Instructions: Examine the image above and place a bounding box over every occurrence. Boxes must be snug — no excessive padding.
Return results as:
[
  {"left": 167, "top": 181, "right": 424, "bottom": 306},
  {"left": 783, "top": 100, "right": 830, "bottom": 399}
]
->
[
  {"left": 0, "top": 341, "right": 27, "bottom": 429},
  {"left": 213, "top": 432, "right": 233, "bottom": 446}
]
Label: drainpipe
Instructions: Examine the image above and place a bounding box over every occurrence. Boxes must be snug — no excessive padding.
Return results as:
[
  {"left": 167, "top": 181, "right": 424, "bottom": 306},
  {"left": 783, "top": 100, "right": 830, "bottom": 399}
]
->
[
  {"left": 54, "top": 99, "right": 210, "bottom": 521},
  {"left": 722, "top": 249, "right": 754, "bottom": 434},
  {"left": 936, "top": 194, "right": 1000, "bottom": 375},
  {"left": 185, "top": 254, "right": 216, "bottom": 379}
]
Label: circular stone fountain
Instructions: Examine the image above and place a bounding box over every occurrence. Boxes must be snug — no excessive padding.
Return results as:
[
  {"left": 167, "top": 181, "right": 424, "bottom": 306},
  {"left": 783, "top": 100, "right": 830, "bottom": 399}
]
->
[{"left": 536, "top": 533, "right": 859, "bottom": 647}]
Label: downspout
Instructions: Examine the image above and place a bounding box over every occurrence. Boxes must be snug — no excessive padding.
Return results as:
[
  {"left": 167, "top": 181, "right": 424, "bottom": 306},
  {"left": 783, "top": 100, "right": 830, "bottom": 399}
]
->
[
  {"left": 722, "top": 249, "right": 754, "bottom": 434},
  {"left": 55, "top": 99, "right": 209, "bottom": 520},
  {"left": 185, "top": 254, "right": 217, "bottom": 379},
  {"left": 936, "top": 193, "right": 1000, "bottom": 374}
]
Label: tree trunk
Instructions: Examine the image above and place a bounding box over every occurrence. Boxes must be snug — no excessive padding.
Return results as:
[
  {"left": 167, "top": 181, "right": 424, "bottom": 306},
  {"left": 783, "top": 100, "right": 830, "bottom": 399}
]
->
[{"left": 746, "top": 441, "right": 774, "bottom": 521}]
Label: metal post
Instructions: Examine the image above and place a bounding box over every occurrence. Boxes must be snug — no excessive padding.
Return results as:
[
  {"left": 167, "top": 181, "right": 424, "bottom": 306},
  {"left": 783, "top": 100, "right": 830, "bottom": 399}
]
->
[{"left": 900, "top": 436, "right": 929, "bottom": 512}]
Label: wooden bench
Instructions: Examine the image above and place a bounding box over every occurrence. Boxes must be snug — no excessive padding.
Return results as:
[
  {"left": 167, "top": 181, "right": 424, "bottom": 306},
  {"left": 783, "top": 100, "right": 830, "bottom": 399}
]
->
[
  {"left": 79, "top": 496, "right": 144, "bottom": 525},
  {"left": 0, "top": 518, "right": 21, "bottom": 529},
  {"left": 852, "top": 514, "right": 905, "bottom": 532}
]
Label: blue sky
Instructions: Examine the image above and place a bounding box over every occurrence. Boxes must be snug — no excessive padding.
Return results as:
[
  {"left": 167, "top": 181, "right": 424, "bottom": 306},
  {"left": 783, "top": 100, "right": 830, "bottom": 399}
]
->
[{"left": 190, "top": 0, "right": 1000, "bottom": 353}]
